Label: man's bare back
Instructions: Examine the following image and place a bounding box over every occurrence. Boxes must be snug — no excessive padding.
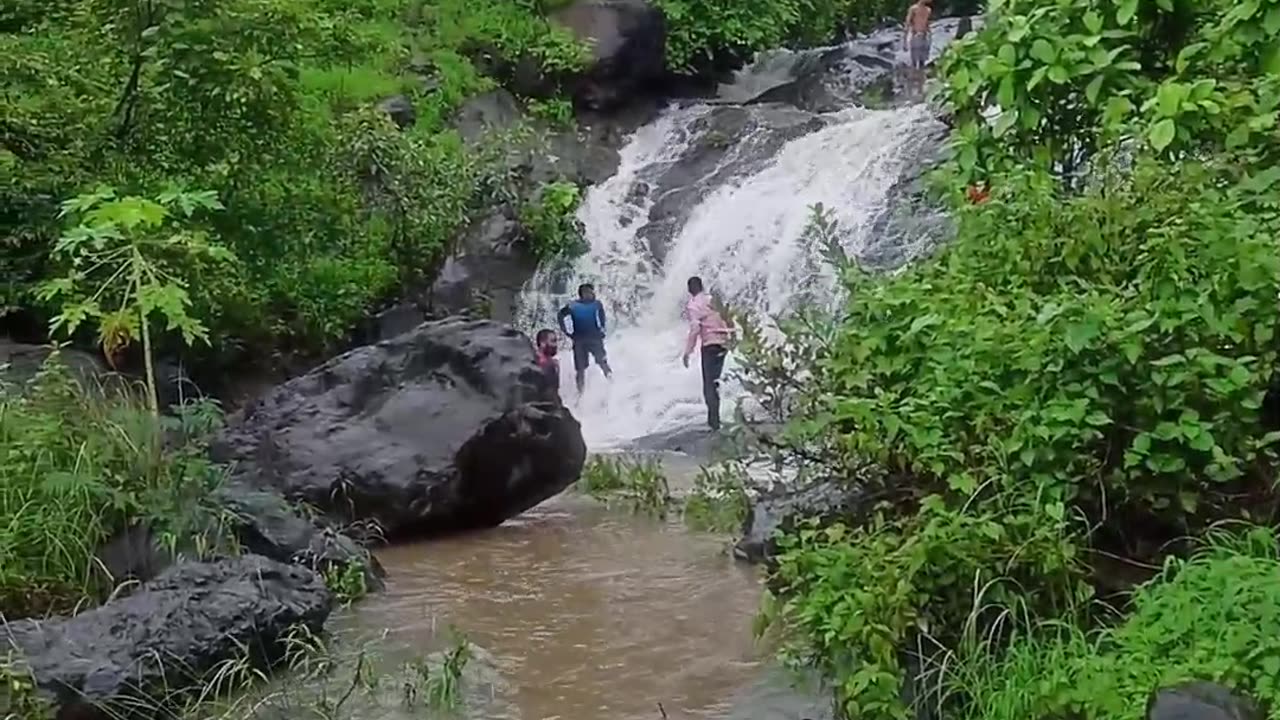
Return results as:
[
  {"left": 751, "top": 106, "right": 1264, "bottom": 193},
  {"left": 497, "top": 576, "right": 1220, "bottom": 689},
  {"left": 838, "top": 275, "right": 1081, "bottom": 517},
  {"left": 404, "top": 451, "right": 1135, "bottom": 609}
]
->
[
  {"left": 903, "top": 0, "right": 933, "bottom": 73},
  {"left": 905, "top": 0, "right": 932, "bottom": 35}
]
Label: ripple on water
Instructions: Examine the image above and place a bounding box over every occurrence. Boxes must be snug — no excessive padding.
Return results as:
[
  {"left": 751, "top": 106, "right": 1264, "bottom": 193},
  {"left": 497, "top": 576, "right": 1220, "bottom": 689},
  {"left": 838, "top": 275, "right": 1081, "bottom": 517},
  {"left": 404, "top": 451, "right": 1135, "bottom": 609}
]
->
[{"left": 327, "top": 492, "right": 831, "bottom": 720}]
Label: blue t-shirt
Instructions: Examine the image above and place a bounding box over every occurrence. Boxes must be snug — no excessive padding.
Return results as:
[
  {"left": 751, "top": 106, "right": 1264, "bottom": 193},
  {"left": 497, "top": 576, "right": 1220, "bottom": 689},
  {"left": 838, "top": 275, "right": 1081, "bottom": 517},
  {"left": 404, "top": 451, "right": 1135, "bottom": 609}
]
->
[{"left": 558, "top": 299, "right": 607, "bottom": 339}]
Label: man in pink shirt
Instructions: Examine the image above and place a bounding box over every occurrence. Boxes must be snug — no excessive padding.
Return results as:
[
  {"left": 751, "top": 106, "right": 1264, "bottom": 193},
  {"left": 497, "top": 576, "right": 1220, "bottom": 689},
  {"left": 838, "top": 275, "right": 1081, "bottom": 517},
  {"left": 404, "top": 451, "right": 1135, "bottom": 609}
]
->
[{"left": 681, "top": 276, "right": 733, "bottom": 430}]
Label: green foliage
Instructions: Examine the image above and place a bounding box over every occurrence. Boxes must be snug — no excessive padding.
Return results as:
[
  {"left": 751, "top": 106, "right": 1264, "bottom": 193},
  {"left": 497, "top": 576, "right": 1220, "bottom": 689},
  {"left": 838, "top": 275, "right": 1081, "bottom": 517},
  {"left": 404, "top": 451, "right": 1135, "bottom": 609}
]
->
[
  {"left": 37, "top": 188, "right": 232, "bottom": 415},
  {"left": 520, "top": 180, "right": 587, "bottom": 261},
  {"left": 527, "top": 97, "right": 576, "bottom": 128},
  {"left": 940, "top": 0, "right": 1280, "bottom": 182},
  {"left": 0, "top": 659, "right": 51, "bottom": 720},
  {"left": 321, "top": 559, "right": 370, "bottom": 606},
  {"left": 1, "top": 0, "right": 586, "bottom": 362},
  {"left": 748, "top": 0, "right": 1280, "bottom": 716},
  {"left": 578, "top": 454, "right": 674, "bottom": 517},
  {"left": 0, "top": 354, "right": 232, "bottom": 617},
  {"left": 769, "top": 494, "right": 1089, "bottom": 720},
  {"left": 823, "top": 159, "right": 1278, "bottom": 535},
  {"left": 956, "top": 528, "right": 1280, "bottom": 720},
  {"left": 657, "top": 0, "right": 908, "bottom": 71},
  {"left": 683, "top": 462, "right": 751, "bottom": 533}
]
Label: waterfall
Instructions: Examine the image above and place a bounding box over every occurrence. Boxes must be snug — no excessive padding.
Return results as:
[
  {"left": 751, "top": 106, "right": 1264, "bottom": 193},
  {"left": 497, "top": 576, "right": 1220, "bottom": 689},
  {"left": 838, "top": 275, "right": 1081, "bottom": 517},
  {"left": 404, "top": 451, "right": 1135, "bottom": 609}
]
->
[{"left": 519, "top": 22, "right": 964, "bottom": 449}]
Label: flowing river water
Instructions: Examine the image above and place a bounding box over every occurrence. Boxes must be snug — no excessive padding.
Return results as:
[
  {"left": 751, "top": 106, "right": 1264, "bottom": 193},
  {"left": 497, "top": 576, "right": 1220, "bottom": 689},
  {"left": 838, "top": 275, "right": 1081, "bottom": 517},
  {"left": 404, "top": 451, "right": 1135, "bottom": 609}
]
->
[{"left": 319, "top": 20, "right": 968, "bottom": 720}]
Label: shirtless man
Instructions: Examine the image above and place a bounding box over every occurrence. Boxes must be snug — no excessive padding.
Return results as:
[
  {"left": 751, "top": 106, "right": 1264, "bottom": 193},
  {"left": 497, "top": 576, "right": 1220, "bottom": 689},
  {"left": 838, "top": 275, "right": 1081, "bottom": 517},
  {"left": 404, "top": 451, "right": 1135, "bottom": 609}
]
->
[{"left": 903, "top": 0, "right": 933, "bottom": 95}]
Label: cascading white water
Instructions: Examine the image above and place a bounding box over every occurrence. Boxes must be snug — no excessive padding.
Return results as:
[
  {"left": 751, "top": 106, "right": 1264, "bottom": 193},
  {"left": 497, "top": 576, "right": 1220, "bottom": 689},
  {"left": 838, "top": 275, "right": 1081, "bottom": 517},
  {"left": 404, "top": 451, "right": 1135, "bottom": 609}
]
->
[{"left": 519, "top": 35, "right": 953, "bottom": 449}]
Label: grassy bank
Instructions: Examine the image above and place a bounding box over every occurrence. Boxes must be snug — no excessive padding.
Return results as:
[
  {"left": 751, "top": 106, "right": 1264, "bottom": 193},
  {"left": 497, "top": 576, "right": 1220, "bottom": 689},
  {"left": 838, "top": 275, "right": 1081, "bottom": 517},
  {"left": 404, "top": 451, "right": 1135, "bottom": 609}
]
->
[
  {"left": 739, "top": 0, "right": 1280, "bottom": 715},
  {"left": 0, "top": 354, "right": 231, "bottom": 618}
]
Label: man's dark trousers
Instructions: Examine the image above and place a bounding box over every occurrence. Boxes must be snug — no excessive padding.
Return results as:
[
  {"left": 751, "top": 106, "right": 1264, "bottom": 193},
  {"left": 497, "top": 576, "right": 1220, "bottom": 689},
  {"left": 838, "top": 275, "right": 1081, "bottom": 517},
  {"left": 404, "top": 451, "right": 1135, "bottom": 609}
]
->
[{"left": 701, "top": 343, "right": 728, "bottom": 430}]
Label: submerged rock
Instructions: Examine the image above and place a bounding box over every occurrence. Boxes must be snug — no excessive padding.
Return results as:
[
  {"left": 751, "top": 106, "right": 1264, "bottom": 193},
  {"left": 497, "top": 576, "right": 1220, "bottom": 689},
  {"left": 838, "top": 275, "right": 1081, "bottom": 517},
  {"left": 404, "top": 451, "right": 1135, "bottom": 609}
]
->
[
  {"left": 4, "top": 556, "right": 331, "bottom": 719},
  {"left": 552, "top": 0, "right": 667, "bottom": 111},
  {"left": 1146, "top": 682, "right": 1261, "bottom": 720},
  {"left": 213, "top": 319, "right": 586, "bottom": 539},
  {"left": 733, "top": 480, "right": 864, "bottom": 564}
]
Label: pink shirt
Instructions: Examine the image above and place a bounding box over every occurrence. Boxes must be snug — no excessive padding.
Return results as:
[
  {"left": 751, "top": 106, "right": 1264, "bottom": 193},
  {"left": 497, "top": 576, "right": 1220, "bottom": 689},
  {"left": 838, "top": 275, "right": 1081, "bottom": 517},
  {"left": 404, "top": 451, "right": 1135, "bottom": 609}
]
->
[{"left": 684, "top": 292, "right": 732, "bottom": 355}]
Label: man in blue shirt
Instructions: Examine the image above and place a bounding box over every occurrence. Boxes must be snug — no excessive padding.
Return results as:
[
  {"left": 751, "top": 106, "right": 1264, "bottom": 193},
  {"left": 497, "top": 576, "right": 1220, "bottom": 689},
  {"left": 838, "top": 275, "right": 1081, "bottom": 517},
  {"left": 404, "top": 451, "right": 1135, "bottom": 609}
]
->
[{"left": 557, "top": 283, "right": 613, "bottom": 394}]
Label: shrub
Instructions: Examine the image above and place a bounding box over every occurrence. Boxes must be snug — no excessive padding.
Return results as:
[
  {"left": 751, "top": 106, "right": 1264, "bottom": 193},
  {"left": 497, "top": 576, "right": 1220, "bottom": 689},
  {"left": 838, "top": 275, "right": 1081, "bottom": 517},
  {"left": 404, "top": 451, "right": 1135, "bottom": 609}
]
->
[
  {"left": 767, "top": 492, "right": 1089, "bottom": 720},
  {"left": 520, "top": 180, "right": 588, "bottom": 262},
  {"left": 657, "top": 0, "right": 908, "bottom": 72},
  {"left": 684, "top": 462, "right": 752, "bottom": 533},
  {"left": 578, "top": 454, "right": 674, "bottom": 517},
  {"left": 955, "top": 528, "right": 1280, "bottom": 720},
  {"left": 0, "top": 354, "right": 231, "bottom": 617}
]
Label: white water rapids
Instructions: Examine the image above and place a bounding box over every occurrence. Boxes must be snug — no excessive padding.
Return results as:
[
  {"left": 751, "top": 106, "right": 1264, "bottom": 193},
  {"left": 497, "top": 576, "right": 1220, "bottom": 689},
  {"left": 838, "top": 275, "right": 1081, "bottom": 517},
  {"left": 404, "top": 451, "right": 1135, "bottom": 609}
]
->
[{"left": 519, "top": 26, "right": 960, "bottom": 448}]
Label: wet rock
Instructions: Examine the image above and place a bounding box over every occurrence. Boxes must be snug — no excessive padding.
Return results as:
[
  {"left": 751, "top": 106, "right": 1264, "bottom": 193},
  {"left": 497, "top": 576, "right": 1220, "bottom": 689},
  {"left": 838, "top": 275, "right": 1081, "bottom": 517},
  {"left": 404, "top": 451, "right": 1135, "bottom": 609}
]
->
[
  {"left": 637, "top": 104, "right": 823, "bottom": 262},
  {"left": 93, "top": 524, "right": 174, "bottom": 587},
  {"left": 453, "top": 89, "right": 524, "bottom": 143},
  {"left": 1146, "top": 682, "right": 1261, "bottom": 720},
  {"left": 0, "top": 340, "right": 104, "bottom": 390},
  {"left": 378, "top": 94, "right": 417, "bottom": 129},
  {"left": 369, "top": 302, "right": 426, "bottom": 342},
  {"left": 212, "top": 318, "right": 586, "bottom": 539},
  {"left": 733, "top": 481, "right": 864, "bottom": 564},
  {"left": 214, "top": 481, "right": 386, "bottom": 590},
  {"left": 4, "top": 556, "right": 331, "bottom": 719},
  {"left": 860, "top": 119, "right": 952, "bottom": 271},
  {"left": 552, "top": 0, "right": 666, "bottom": 112},
  {"left": 427, "top": 206, "right": 534, "bottom": 321}
]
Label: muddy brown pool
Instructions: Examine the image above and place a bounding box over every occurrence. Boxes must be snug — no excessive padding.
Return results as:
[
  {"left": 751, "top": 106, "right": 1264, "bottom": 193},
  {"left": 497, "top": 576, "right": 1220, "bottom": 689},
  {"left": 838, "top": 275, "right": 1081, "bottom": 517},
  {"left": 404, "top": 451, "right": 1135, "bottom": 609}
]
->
[{"left": 327, "top": 489, "right": 829, "bottom": 720}]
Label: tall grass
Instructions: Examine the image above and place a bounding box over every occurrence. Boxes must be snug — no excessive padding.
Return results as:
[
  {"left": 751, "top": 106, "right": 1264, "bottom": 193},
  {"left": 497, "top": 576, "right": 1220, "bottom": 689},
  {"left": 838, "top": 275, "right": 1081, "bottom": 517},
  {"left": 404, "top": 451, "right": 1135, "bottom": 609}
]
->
[
  {"left": 946, "top": 527, "right": 1280, "bottom": 720},
  {"left": 0, "top": 353, "right": 231, "bottom": 618}
]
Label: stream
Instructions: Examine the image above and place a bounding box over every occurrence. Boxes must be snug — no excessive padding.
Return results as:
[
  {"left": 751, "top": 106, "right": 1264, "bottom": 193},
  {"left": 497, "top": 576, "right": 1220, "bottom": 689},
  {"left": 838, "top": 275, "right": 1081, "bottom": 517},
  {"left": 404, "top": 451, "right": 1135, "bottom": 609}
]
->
[{"left": 292, "top": 20, "right": 966, "bottom": 720}]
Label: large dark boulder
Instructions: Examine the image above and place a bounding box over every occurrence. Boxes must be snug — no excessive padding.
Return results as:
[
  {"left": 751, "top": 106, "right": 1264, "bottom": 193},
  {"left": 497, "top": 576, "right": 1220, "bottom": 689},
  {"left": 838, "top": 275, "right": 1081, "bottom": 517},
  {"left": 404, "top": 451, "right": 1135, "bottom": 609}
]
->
[
  {"left": 1146, "top": 682, "right": 1262, "bottom": 720},
  {"left": 212, "top": 319, "right": 587, "bottom": 539},
  {"left": 3, "top": 556, "right": 331, "bottom": 719},
  {"left": 552, "top": 0, "right": 666, "bottom": 111}
]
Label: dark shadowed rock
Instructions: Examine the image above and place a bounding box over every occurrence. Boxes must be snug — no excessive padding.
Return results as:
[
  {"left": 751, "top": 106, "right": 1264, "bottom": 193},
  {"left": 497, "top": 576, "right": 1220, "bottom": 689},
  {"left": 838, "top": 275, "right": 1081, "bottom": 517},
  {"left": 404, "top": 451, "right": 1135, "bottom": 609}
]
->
[
  {"left": 4, "top": 556, "right": 331, "bottom": 719},
  {"left": 212, "top": 319, "right": 586, "bottom": 539},
  {"left": 733, "top": 481, "right": 864, "bottom": 564},
  {"left": 427, "top": 206, "right": 533, "bottom": 321},
  {"left": 453, "top": 89, "right": 524, "bottom": 143},
  {"left": 377, "top": 94, "right": 417, "bottom": 129},
  {"left": 1146, "top": 682, "right": 1262, "bottom": 720},
  {"left": 0, "top": 340, "right": 104, "bottom": 390},
  {"left": 93, "top": 525, "right": 174, "bottom": 589},
  {"left": 552, "top": 0, "right": 666, "bottom": 111},
  {"left": 214, "top": 482, "right": 386, "bottom": 590},
  {"left": 369, "top": 303, "right": 426, "bottom": 342}
]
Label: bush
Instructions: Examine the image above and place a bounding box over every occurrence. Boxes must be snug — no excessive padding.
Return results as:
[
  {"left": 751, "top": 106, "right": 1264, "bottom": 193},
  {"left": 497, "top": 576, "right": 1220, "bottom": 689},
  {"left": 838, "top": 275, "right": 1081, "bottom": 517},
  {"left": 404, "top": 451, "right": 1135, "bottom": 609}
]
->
[
  {"left": 956, "top": 528, "right": 1280, "bottom": 720},
  {"left": 0, "top": 0, "right": 583, "bottom": 363},
  {"left": 656, "top": 0, "right": 909, "bottom": 72},
  {"left": 744, "top": 0, "right": 1280, "bottom": 714},
  {"left": 578, "top": 454, "right": 674, "bottom": 517},
  {"left": 0, "top": 355, "right": 231, "bottom": 617},
  {"left": 683, "top": 462, "right": 752, "bottom": 533},
  {"left": 520, "top": 180, "right": 587, "bottom": 262}
]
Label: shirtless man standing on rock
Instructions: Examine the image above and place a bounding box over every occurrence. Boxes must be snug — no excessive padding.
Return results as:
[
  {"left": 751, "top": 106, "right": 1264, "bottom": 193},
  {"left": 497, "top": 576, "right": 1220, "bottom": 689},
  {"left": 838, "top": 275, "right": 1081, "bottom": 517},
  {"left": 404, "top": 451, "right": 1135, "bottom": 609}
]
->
[{"left": 903, "top": 0, "right": 933, "bottom": 97}]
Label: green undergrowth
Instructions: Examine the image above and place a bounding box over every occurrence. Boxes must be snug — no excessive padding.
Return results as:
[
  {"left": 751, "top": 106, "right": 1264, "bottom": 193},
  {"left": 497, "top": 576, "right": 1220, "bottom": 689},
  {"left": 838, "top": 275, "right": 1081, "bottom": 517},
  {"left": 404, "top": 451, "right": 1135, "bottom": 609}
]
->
[
  {"left": 739, "top": 0, "right": 1280, "bottom": 715},
  {"left": 0, "top": 354, "right": 233, "bottom": 618},
  {"left": 956, "top": 528, "right": 1280, "bottom": 720},
  {"left": 578, "top": 454, "right": 751, "bottom": 534},
  {"left": 1, "top": 0, "right": 589, "bottom": 365}
]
